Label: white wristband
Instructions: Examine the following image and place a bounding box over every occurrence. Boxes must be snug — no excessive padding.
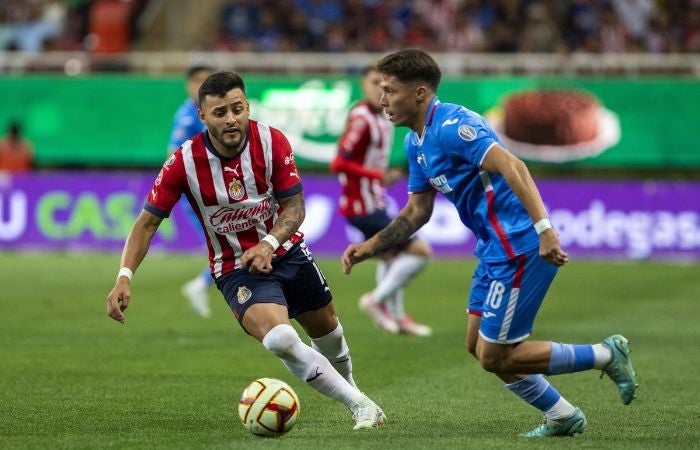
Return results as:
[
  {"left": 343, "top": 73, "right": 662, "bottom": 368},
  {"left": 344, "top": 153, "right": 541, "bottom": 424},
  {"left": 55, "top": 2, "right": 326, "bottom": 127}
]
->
[
  {"left": 117, "top": 267, "right": 133, "bottom": 281},
  {"left": 533, "top": 218, "right": 553, "bottom": 235},
  {"left": 261, "top": 234, "right": 280, "bottom": 251}
]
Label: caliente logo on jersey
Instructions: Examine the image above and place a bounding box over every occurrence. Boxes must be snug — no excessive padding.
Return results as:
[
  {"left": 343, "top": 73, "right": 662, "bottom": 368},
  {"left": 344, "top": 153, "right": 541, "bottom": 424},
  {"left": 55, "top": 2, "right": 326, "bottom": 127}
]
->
[{"left": 209, "top": 200, "right": 275, "bottom": 234}]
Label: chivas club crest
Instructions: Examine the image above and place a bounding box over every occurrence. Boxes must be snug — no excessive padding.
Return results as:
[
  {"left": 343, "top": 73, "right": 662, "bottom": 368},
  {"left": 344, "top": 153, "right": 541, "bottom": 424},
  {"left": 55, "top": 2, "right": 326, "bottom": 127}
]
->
[
  {"left": 228, "top": 178, "right": 245, "bottom": 201},
  {"left": 237, "top": 286, "right": 252, "bottom": 304}
]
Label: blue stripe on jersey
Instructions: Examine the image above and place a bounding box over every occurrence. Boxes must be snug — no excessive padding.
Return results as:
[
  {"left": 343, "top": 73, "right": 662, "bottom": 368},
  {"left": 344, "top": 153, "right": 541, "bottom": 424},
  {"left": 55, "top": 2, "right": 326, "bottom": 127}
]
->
[{"left": 404, "top": 97, "right": 540, "bottom": 262}]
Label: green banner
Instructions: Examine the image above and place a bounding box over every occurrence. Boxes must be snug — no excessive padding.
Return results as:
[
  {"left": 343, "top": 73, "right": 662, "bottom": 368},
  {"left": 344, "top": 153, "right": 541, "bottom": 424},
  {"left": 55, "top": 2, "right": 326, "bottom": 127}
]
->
[{"left": 0, "top": 75, "right": 698, "bottom": 168}]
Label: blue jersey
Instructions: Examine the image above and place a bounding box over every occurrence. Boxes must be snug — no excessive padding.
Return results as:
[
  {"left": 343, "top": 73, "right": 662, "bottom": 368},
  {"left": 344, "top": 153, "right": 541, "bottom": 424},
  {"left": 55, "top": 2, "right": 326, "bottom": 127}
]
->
[
  {"left": 168, "top": 99, "right": 206, "bottom": 151},
  {"left": 405, "top": 97, "right": 539, "bottom": 262}
]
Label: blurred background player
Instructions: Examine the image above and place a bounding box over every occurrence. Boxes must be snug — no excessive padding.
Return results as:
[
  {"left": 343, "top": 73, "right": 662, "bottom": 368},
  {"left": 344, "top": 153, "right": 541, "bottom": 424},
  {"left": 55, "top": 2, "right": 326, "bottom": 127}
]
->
[
  {"left": 330, "top": 65, "right": 432, "bottom": 336},
  {"left": 0, "top": 121, "right": 34, "bottom": 173},
  {"left": 168, "top": 65, "right": 214, "bottom": 317}
]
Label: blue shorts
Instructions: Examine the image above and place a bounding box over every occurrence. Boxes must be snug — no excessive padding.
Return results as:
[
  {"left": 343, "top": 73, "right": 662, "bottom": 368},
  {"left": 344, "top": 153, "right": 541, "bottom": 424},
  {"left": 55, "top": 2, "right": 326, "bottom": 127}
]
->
[
  {"left": 215, "top": 241, "right": 332, "bottom": 330},
  {"left": 347, "top": 209, "right": 411, "bottom": 256},
  {"left": 468, "top": 248, "right": 558, "bottom": 344}
]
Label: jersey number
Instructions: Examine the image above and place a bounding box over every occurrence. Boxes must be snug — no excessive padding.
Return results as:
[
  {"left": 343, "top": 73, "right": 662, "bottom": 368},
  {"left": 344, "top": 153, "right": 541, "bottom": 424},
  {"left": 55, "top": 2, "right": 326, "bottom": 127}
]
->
[{"left": 486, "top": 281, "right": 506, "bottom": 310}]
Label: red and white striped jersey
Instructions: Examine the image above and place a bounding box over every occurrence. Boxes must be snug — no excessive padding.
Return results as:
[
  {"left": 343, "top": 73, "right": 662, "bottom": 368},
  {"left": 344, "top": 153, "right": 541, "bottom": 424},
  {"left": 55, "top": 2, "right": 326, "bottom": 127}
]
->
[
  {"left": 330, "top": 101, "right": 394, "bottom": 218},
  {"left": 145, "top": 120, "right": 303, "bottom": 279}
]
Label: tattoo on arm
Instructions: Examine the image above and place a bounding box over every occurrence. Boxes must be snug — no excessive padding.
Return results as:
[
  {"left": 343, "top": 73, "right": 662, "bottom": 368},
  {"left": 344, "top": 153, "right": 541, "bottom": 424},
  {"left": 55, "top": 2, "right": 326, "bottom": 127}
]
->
[
  {"left": 269, "top": 193, "right": 305, "bottom": 243},
  {"left": 376, "top": 215, "right": 415, "bottom": 251}
]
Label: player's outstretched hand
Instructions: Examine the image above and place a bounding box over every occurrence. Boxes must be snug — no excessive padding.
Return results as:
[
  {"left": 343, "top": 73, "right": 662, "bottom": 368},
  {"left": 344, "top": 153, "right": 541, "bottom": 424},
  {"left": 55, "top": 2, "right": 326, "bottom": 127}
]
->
[
  {"left": 242, "top": 243, "right": 274, "bottom": 274},
  {"left": 381, "top": 168, "right": 403, "bottom": 187},
  {"left": 342, "top": 242, "right": 376, "bottom": 274},
  {"left": 539, "top": 229, "right": 569, "bottom": 267},
  {"left": 106, "top": 280, "right": 131, "bottom": 323}
]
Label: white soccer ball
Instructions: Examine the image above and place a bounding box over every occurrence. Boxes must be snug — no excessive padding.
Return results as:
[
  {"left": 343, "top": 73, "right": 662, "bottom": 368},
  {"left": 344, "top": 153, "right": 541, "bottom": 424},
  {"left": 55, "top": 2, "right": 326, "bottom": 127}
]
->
[{"left": 238, "top": 377, "right": 300, "bottom": 437}]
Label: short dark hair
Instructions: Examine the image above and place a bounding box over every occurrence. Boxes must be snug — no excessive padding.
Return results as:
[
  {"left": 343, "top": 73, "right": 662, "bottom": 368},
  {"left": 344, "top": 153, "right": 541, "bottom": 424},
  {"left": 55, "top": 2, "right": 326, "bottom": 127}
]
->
[
  {"left": 198, "top": 71, "right": 246, "bottom": 106},
  {"left": 361, "top": 64, "right": 379, "bottom": 77},
  {"left": 186, "top": 65, "right": 213, "bottom": 79},
  {"left": 377, "top": 49, "right": 441, "bottom": 90}
]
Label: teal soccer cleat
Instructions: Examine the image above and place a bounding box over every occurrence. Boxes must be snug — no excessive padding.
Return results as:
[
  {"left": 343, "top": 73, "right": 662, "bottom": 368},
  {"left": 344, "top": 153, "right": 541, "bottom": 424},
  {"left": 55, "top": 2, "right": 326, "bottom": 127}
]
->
[
  {"left": 601, "top": 334, "right": 638, "bottom": 405},
  {"left": 520, "top": 408, "right": 587, "bottom": 437}
]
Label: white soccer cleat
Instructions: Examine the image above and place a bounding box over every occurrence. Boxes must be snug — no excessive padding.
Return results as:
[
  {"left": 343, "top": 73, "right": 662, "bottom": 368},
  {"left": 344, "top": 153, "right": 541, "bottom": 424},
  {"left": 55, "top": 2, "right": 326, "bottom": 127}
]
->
[
  {"left": 359, "top": 294, "right": 399, "bottom": 334},
  {"left": 181, "top": 278, "right": 211, "bottom": 318},
  {"left": 397, "top": 316, "right": 433, "bottom": 337},
  {"left": 351, "top": 395, "right": 387, "bottom": 430}
]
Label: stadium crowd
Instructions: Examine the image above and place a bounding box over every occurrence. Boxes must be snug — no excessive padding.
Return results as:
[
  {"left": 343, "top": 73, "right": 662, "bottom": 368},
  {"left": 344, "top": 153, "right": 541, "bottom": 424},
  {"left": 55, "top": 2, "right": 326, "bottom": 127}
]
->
[
  {"left": 217, "top": 0, "right": 700, "bottom": 53},
  {"left": 1, "top": 0, "right": 699, "bottom": 54}
]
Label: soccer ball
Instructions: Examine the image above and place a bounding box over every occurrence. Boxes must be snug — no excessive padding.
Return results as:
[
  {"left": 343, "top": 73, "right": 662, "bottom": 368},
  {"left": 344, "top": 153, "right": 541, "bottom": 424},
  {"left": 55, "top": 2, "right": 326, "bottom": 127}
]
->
[{"left": 238, "top": 377, "right": 300, "bottom": 437}]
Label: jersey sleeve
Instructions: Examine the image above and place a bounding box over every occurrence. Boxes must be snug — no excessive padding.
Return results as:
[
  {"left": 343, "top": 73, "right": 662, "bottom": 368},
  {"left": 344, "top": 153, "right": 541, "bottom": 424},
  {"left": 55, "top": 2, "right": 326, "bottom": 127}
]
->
[
  {"left": 439, "top": 113, "right": 499, "bottom": 168},
  {"left": 337, "top": 114, "right": 371, "bottom": 159},
  {"left": 270, "top": 127, "right": 303, "bottom": 198},
  {"left": 405, "top": 134, "right": 432, "bottom": 194},
  {"left": 144, "top": 152, "right": 187, "bottom": 218}
]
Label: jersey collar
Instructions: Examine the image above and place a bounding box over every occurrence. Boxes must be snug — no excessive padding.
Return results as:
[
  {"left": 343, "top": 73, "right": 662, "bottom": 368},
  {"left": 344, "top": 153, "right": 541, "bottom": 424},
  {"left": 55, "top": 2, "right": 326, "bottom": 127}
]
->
[
  {"left": 417, "top": 97, "right": 440, "bottom": 145},
  {"left": 203, "top": 130, "right": 249, "bottom": 161}
]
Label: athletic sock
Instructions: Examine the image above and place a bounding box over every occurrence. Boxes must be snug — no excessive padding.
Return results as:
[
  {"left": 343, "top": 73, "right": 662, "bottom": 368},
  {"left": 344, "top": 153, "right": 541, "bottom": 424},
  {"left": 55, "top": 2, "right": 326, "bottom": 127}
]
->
[
  {"left": 592, "top": 343, "right": 613, "bottom": 369},
  {"left": 506, "top": 375, "right": 575, "bottom": 420},
  {"left": 310, "top": 322, "right": 357, "bottom": 388},
  {"left": 263, "top": 324, "right": 363, "bottom": 408},
  {"left": 387, "top": 289, "right": 406, "bottom": 320},
  {"left": 543, "top": 396, "right": 577, "bottom": 421},
  {"left": 199, "top": 266, "right": 213, "bottom": 286},
  {"left": 547, "top": 342, "right": 595, "bottom": 375},
  {"left": 372, "top": 254, "right": 427, "bottom": 303}
]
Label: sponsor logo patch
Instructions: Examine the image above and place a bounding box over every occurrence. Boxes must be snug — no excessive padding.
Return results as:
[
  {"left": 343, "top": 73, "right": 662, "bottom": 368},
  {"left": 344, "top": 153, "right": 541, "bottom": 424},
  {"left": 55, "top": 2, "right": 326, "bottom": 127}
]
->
[
  {"left": 237, "top": 286, "right": 252, "bottom": 304},
  {"left": 164, "top": 154, "right": 176, "bottom": 167},
  {"left": 458, "top": 125, "right": 477, "bottom": 141},
  {"left": 416, "top": 152, "right": 427, "bottom": 166},
  {"left": 429, "top": 174, "right": 453, "bottom": 193},
  {"left": 154, "top": 169, "right": 164, "bottom": 186}
]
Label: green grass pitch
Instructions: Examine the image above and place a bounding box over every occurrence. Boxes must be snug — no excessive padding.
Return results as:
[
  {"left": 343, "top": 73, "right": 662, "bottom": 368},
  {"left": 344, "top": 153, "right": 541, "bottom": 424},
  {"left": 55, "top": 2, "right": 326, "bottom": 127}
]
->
[{"left": 1, "top": 252, "right": 699, "bottom": 449}]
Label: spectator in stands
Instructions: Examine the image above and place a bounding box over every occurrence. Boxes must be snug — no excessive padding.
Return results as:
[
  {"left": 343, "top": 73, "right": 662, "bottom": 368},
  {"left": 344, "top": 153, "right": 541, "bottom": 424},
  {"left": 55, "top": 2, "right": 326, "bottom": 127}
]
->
[
  {"left": 0, "top": 0, "right": 66, "bottom": 53},
  {"left": 0, "top": 121, "right": 34, "bottom": 172}
]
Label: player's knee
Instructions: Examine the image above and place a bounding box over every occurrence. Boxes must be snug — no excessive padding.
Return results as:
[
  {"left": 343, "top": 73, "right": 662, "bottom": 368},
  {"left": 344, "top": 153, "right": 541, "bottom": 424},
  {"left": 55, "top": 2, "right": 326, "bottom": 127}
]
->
[
  {"left": 479, "top": 358, "right": 499, "bottom": 373},
  {"left": 262, "top": 324, "right": 300, "bottom": 357},
  {"left": 478, "top": 353, "right": 506, "bottom": 373}
]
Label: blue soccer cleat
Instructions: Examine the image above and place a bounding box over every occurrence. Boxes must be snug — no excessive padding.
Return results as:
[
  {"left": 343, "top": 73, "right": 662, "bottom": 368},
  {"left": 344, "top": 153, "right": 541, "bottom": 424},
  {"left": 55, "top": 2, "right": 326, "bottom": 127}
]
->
[
  {"left": 520, "top": 408, "right": 587, "bottom": 437},
  {"left": 601, "top": 334, "right": 638, "bottom": 405}
]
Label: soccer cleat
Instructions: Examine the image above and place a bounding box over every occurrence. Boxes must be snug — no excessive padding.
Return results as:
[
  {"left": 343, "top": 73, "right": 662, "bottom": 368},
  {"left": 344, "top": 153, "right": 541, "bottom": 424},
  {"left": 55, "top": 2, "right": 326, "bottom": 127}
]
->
[
  {"left": 359, "top": 294, "right": 399, "bottom": 334},
  {"left": 351, "top": 395, "right": 387, "bottom": 430},
  {"left": 397, "top": 315, "right": 433, "bottom": 337},
  {"left": 181, "top": 278, "right": 211, "bottom": 318},
  {"left": 520, "top": 408, "right": 587, "bottom": 437},
  {"left": 601, "top": 334, "right": 638, "bottom": 405}
]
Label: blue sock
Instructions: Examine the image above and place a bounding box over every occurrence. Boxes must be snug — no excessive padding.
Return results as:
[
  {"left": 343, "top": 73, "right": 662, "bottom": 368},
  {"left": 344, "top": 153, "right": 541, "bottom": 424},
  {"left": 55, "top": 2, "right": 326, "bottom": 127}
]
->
[
  {"left": 547, "top": 342, "right": 595, "bottom": 375},
  {"left": 200, "top": 266, "right": 213, "bottom": 286},
  {"left": 506, "top": 375, "right": 561, "bottom": 412}
]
